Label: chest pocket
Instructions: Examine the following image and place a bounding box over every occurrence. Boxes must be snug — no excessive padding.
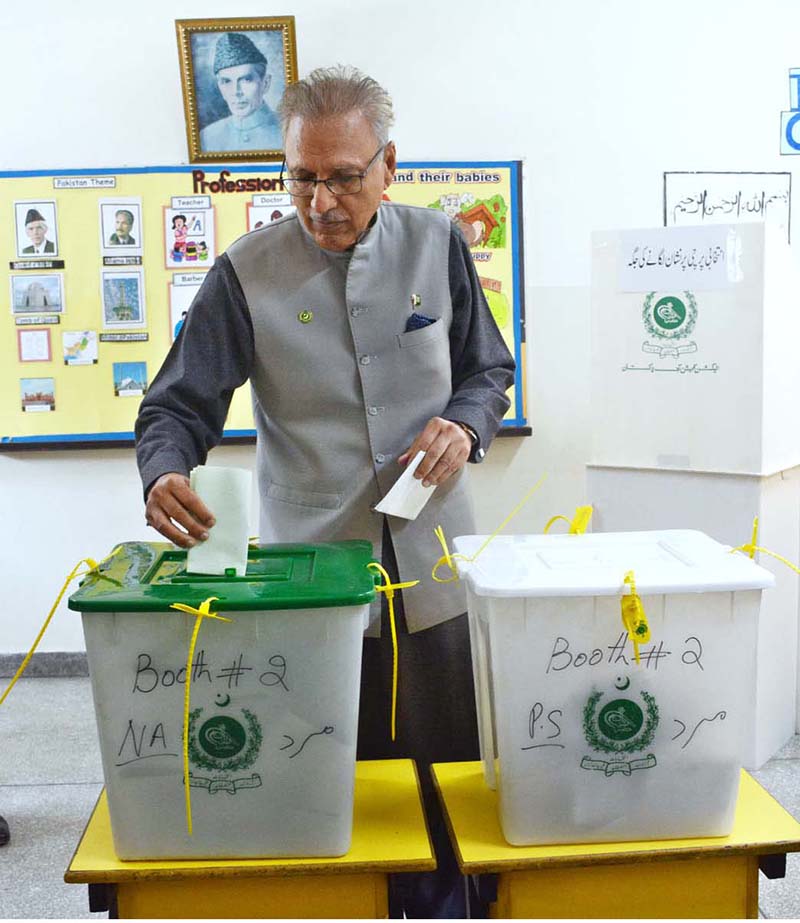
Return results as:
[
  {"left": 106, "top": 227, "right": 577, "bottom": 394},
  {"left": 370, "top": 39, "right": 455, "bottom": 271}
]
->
[
  {"left": 392, "top": 317, "right": 452, "bottom": 400},
  {"left": 396, "top": 318, "right": 445, "bottom": 349}
]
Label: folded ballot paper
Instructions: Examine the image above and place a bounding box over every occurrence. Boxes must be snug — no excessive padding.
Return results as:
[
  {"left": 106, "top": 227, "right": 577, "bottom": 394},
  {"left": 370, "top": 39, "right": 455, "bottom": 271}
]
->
[
  {"left": 374, "top": 450, "right": 437, "bottom": 520},
  {"left": 186, "top": 465, "right": 252, "bottom": 576}
]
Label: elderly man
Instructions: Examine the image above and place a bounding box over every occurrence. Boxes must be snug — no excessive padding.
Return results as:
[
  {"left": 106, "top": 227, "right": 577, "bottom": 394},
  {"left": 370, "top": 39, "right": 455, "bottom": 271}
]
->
[
  {"left": 199, "top": 32, "right": 281, "bottom": 153},
  {"left": 109, "top": 209, "right": 136, "bottom": 246},
  {"left": 21, "top": 208, "right": 55, "bottom": 254},
  {"left": 136, "top": 65, "right": 514, "bottom": 918}
]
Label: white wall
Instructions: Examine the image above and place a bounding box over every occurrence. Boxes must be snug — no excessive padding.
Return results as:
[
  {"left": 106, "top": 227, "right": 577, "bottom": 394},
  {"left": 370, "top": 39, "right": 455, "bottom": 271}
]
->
[{"left": 2, "top": 0, "right": 799, "bottom": 652}]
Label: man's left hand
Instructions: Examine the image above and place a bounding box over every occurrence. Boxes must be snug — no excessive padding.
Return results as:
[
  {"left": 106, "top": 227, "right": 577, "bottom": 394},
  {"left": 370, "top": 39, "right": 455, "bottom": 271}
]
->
[{"left": 397, "top": 417, "right": 472, "bottom": 487}]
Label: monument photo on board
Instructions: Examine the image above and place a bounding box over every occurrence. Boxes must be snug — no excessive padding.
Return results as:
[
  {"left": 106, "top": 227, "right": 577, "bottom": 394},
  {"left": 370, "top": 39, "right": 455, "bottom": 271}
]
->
[{"left": 175, "top": 17, "right": 298, "bottom": 162}]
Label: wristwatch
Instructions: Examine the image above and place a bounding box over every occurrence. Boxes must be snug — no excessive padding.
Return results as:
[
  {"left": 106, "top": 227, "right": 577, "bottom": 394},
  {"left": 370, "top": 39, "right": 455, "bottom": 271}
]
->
[{"left": 453, "top": 421, "right": 486, "bottom": 462}]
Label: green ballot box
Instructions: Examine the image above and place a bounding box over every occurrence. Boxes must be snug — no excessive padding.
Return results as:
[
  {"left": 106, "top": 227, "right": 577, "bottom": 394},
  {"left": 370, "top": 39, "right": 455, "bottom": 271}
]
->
[{"left": 69, "top": 540, "right": 376, "bottom": 860}]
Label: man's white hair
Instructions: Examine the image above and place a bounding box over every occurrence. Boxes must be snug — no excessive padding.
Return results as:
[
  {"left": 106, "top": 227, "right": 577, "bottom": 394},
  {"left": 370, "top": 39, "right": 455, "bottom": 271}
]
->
[{"left": 279, "top": 64, "right": 395, "bottom": 145}]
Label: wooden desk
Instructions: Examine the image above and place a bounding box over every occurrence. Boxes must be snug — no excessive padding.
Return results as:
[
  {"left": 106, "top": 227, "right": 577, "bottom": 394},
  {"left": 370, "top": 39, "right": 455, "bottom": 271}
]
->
[
  {"left": 432, "top": 763, "right": 800, "bottom": 919},
  {"left": 65, "top": 759, "right": 434, "bottom": 919}
]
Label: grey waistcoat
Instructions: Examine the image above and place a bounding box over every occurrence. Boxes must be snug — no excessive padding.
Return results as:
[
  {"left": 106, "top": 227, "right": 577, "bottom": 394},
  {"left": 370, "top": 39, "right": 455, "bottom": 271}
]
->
[{"left": 226, "top": 203, "right": 474, "bottom": 635}]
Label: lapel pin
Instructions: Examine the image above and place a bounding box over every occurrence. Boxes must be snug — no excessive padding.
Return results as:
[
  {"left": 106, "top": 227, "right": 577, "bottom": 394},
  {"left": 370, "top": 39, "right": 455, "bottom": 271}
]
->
[{"left": 298, "top": 310, "right": 314, "bottom": 324}]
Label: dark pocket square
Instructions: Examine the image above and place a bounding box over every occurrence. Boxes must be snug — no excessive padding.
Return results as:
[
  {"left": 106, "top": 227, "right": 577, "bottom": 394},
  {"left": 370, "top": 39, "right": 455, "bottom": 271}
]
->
[{"left": 405, "top": 312, "right": 437, "bottom": 331}]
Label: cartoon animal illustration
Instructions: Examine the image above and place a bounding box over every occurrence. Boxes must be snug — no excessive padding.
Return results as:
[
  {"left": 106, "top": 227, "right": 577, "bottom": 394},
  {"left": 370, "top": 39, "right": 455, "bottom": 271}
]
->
[{"left": 437, "top": 192, "right": 488, "bottom": 246}]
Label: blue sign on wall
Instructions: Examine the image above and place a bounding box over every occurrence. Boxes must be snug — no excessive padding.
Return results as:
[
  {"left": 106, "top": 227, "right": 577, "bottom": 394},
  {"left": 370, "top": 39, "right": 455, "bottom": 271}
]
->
[{"left": 779, "top": 68, "right": 800, "bottom": 154}]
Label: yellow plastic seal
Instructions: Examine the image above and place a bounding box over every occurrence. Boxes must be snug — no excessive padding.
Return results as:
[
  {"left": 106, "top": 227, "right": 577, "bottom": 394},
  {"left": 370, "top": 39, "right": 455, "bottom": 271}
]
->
[
  {"left": 730, "top": 516, "right": 800, "bottom": 576},
  {"left": 368, "top": 563, "right": 419, "bottom": 742},
  {"left": 169, "top": 596, "right": 232, "bottom": 835},
  {"left": 621, "top": 571, "right": 650, "bottom": 665},
  {"left": 543, "top": 505, "right": 594, "bottom": 535}
]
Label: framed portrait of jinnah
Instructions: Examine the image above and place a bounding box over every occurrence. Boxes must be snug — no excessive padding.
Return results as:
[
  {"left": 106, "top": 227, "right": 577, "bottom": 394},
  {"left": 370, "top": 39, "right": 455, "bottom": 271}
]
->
[{"left": 176, "top": 17, "right": 298, "bottom": 163}]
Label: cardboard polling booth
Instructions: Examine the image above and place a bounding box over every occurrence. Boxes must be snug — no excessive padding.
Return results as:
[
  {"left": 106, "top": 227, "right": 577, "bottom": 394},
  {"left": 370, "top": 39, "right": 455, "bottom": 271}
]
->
[
  {"left": 453, "top": 530, "right": 774, "bottom": 846},
  {"left": 586, "top": 464, "right": 800, "bottom": 768},
  {"left": 590, "top": 223, "right": 800, "bottom": 475},
  {"left": 68, "top": 540, "right": 376, "bottom": 860}
]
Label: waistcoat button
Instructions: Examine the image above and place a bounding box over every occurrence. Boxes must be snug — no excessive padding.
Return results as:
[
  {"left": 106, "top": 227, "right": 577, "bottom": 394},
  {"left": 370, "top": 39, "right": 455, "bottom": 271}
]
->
[
  {"left": 360, "top": 355, "right": 371, "bottom": 366},
  {"left": 375, "top": 454, "right": 385, "bottom": 463}
]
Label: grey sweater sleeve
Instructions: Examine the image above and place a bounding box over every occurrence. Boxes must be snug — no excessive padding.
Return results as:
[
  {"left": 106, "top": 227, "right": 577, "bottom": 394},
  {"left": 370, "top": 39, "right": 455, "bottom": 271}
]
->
[
  {"left": 442, "top": 225, "right": 516, "bottom": 460},
  {"left": 135, "top": 254, "right": 254, "bottom": 497}
]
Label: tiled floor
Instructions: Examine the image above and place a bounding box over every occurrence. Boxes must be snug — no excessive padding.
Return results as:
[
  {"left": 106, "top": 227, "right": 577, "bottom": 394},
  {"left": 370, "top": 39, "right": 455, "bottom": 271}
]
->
[{"left": 0, "top": 676, "right": 799, "bottom": 919}]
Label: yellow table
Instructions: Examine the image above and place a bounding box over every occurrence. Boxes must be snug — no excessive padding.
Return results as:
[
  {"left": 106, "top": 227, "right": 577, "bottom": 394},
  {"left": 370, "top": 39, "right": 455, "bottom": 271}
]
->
[
  {"left": 65, "top": 759, "right": 434, "bottom": 919},
  {"left": 432, "top": 762, "right": 800, "bottom": 919}
]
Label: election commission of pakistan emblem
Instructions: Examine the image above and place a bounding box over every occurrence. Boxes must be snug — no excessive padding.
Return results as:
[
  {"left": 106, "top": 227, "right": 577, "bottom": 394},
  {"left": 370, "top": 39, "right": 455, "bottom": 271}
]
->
[
  {"left": 186, "top": 707, "right": 264, "bottom": 794},
  {"left": 581, "top": 688, "right": 659, "bottom": 776},
  {"left": 641, "top": 291, "right": 698, "bottom": 358}
]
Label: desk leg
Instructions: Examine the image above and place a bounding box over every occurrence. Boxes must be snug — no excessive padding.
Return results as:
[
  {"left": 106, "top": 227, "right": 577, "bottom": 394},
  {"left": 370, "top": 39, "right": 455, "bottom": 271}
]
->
[
  {"left": 491, "top": 855, "right": 759, "bottom": 919},
  {"left": 115, "top": 872, "right": 389, "bottom": 919},
  {"left": 87, "top": 883, "right": 118, "bottom": 918}
]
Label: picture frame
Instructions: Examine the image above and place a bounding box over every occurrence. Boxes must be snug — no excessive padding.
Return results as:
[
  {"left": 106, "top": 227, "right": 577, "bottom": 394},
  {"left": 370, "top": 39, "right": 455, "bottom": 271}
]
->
[
  {"left": 14, "top": 200, "right": 59, "bottom": 259},
  {"left": 175, "top": 16, "right": 298, "bottom": 163}
]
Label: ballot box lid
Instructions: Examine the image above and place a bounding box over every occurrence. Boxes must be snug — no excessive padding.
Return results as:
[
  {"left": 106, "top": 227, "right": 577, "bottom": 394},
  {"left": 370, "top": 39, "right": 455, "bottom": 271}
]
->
[{"left": 68, "top": 540, "right": 377, "bottom": 612}]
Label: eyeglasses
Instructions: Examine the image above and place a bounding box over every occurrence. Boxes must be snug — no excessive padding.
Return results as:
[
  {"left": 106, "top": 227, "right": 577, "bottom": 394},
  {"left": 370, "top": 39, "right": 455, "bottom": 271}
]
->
[{"left": 280, "top": 144, "right": 387, "bottom": 198}]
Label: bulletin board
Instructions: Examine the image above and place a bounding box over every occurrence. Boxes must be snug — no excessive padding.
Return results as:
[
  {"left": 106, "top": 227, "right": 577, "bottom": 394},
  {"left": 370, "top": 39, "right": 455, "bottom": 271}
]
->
[{"left": 0, "top": 161, "right": 527, "bottom": 448}]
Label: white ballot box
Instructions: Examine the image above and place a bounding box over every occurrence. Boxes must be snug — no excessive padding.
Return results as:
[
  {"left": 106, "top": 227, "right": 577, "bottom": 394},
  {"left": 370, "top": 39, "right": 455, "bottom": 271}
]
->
[
  {"left": 68, "top": 540, "right": 375, "bottom": 860},
  {"left": 453, "top": 530, "right": 773, "bottom": 846},
  {"left": 590, "top": 223, "right": 800, "bottom": 475},
  {"left": 587, "top": 464, "right": 800, "bottom": 768}
]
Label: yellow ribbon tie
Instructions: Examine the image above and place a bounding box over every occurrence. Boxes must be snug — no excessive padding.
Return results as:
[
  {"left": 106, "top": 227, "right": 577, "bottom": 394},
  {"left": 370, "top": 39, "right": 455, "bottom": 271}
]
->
[
  {"left": 543, "top": 515, "right": 570, "bottom": 534},
  {"left": 745, "top": 517, "right": 759, "bottom": 559},
  {"left": 169, "top": 597, "right": 232, "bottom": 835},
  {"left": 621, "top": 571, "right": 651, "bottom": 665},
  {"left": 367, "top": 563, "right": 419, "bottom": 742},
  {"left": 432, "top": 475, "right": 549, "bottom": 582},
  {"left": 543, "top": 505, "right": 594, "bottom": 535},
  {"left": 432, "top": 525, "right": 470, "bottom": 583},
  {"left": 0, "top": 550, "right": 125, "bottom": 708},
  {"left": 730, "top": 516, "right": 800, "bottom": 576}
]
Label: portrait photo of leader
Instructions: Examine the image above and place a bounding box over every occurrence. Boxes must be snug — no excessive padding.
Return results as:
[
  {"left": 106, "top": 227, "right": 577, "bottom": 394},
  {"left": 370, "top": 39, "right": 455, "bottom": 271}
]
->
[
  {"left": 109, "top": 209, "right": 136, "bottom": 246},
  {"left": 177, "top": 18, "right": 297, "bottom": 161},
  {"left": 15, "top": 201, "right": 59, "bottom": 258},
  {"left": 99, "top": 200, "right": 142, "bottom": 254}
]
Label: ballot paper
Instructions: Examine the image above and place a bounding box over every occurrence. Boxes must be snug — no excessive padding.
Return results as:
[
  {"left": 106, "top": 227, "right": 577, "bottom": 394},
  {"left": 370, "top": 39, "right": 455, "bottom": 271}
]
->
[
  {"left": 374, "top": 450, "right": 436, "bottom": 520},
  {"left": 186, "top": 465, "right": 252, "bottom": 576}
]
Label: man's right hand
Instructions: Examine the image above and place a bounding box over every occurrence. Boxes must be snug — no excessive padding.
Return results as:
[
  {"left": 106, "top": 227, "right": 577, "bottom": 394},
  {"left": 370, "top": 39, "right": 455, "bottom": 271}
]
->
[{"left": 144, "top": 472, "right": 216, "bottom": 548}]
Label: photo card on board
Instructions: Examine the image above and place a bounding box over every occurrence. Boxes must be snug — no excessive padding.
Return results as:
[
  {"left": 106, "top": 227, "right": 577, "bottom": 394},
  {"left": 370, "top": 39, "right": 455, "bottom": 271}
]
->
[
  {"left": 99, "top": 198, "right": 144, "bottom": 258},
  {"left": 15, "top": 200, "right": 59, "bottom": 259},
  {"left": 101, "top": 269, "right": 146, "bottom": 328}
]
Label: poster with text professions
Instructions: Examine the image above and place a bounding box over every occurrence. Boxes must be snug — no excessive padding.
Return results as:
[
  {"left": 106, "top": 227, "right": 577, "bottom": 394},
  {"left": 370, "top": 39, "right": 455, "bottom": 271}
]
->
[
  {"left": 0, "top": 162, "right": 526, "bottom": 447},
  {"left": 664, "top": 172, "right": 791, "bottom": 243}
]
